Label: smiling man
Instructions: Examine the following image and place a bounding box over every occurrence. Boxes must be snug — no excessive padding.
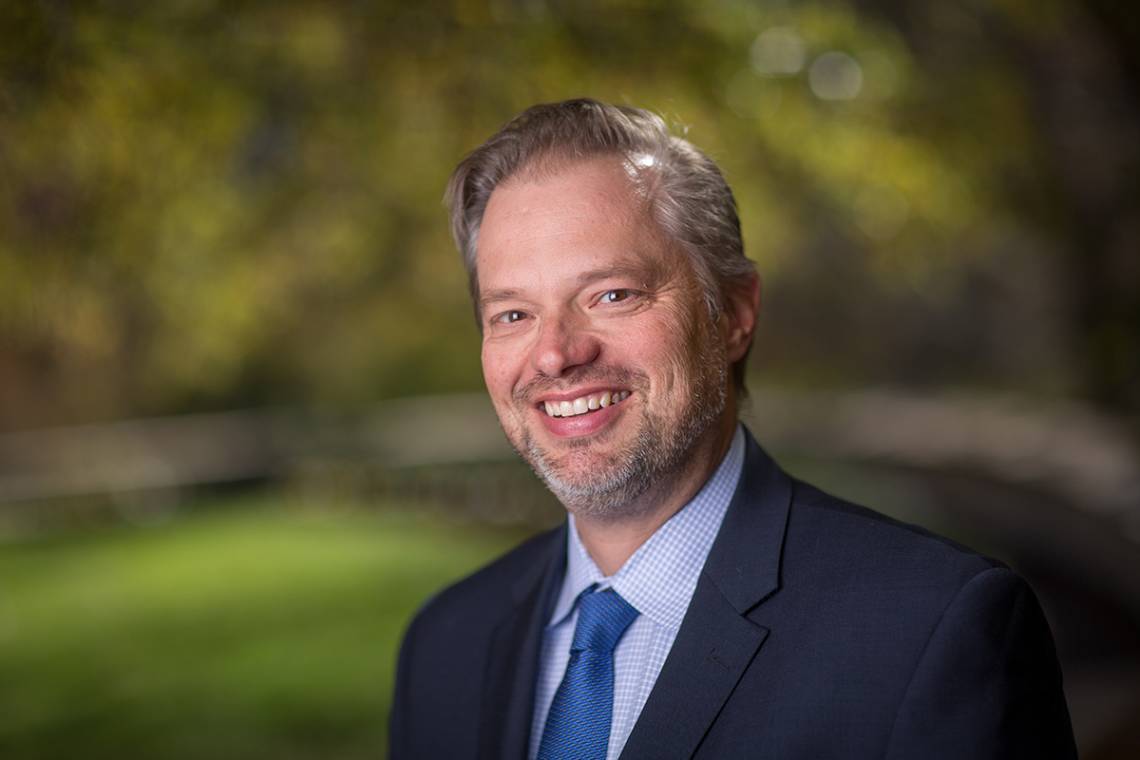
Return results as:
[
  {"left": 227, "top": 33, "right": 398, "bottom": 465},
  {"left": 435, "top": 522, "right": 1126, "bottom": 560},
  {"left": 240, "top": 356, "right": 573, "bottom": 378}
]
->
[{"left": 389, "top": 99, "right": 1076, "bottom": 760}]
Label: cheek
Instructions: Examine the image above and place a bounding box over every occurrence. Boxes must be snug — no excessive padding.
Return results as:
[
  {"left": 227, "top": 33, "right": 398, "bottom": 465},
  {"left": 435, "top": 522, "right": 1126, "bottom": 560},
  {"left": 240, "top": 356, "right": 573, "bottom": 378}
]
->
[
  {"left": 480, "top": 344, "right": 502, "bottom": 389},
  {"left": 481, "top": 342, "right": 518, "bottom": 399},
  {"left": 640, "top": 306, "right": 708, "bottom": 384},
  {"left": 618, "top": 331, "right": 682, "bottom": 400}
]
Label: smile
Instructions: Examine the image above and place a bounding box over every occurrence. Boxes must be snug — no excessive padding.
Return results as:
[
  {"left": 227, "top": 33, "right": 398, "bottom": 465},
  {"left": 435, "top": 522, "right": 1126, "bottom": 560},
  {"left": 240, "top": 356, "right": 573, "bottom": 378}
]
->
[{"left": 541, "top": 390, "right": 631, "bottom": 418}]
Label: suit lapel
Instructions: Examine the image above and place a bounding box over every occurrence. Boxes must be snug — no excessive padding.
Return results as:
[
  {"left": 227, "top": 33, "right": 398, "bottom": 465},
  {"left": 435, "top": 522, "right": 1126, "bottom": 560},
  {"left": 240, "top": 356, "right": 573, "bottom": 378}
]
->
[
  {"left": 477, "top": 525, "right": 567, "bottom": 760},
  {"left": 620, "top": 431, "right": 793, "bottom": 759},
  {"left": 618, "top": 574, "right": 770, "bottom": 759}
]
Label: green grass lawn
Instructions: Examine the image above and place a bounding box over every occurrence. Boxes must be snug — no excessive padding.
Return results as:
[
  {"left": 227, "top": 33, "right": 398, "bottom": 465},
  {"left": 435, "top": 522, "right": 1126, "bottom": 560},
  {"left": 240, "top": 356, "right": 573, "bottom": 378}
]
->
[{"left": 0, "top": 494, "right": 526, "bottom": 759}]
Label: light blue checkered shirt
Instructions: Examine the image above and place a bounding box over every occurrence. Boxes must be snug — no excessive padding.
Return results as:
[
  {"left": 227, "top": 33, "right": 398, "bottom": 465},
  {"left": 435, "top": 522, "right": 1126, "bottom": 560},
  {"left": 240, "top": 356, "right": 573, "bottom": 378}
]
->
[{"left": 528, "top": 425, "right": 746, "bottom": 760}]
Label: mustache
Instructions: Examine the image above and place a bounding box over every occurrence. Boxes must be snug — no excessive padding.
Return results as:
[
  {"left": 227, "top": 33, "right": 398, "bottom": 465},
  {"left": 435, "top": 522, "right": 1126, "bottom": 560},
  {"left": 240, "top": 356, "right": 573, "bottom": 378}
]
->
[{"left": 513, "top": 365, "right": 648, "bottom": 405}]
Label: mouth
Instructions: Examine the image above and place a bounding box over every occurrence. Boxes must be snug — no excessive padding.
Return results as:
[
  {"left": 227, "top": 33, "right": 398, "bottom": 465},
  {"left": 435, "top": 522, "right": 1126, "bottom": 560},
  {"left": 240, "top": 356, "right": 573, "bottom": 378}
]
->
[{"left": 539, "top": 390, "right": 632, "bottom": 418}]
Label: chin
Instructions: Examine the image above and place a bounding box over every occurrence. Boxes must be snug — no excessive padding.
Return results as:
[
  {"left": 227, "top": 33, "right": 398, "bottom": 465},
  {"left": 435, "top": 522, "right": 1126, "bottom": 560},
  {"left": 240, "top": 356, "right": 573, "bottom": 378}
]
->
[
  {"left": 535, "top": 456, "right": 658, "bottom": 520},
  {"left": 518, "top": 412, "right": 677, "bottom": 520}
]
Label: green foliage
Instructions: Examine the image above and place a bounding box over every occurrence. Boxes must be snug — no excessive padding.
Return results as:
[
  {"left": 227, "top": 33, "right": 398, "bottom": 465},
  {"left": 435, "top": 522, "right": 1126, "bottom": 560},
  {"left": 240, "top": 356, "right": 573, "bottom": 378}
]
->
[
  {"left": 0, "top": 496, "right": 522, "bottom": 759},
  {"left": 2, "top": 0, "right": 1135, "bottom": 427}
]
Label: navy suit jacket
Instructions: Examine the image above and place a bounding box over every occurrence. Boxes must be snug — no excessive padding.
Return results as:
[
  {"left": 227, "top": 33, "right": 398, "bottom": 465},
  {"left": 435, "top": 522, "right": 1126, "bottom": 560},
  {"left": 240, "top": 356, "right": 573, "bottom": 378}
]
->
[{"left": 389, "top": 431, "right": 1076, "bottom": 758}]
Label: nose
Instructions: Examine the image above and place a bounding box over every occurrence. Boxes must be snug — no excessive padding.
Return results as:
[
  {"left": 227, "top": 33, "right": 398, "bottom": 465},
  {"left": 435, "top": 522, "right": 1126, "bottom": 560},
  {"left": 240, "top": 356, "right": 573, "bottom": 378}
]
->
[{"left": 531, "top": 313, "right": 601, "bottom": 378}]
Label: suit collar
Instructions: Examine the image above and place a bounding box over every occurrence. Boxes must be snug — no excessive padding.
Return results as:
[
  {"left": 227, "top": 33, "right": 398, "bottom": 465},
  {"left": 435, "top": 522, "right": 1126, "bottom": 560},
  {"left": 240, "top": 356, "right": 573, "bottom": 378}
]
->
[
  {"left": 506, "top": 427, "right": 784, "bottom": 614},
  {"left": 702, "top": 428, "right": 793, "bottom": 614},
  {"left": 510, "top": 522, "right": 565, "bottom": 605},
  {"left": 619, "top": 428, "right": 793, "bottom": 758},
  {"left": 554, "top": 425, "right": 748, "bottom": 633}
]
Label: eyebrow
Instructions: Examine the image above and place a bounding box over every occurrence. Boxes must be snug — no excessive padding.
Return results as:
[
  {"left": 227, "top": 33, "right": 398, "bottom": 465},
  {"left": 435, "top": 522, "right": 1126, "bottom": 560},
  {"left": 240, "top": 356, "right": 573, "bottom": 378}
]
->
[
  {"left": 478, "top": 288, "right": 523, "bottom": 309},
  {"left": 576, "top": 264, "right": 657, "bottom": 288},
  {"left": 478, "top": 263, "right": 659, "bottom": 310}
]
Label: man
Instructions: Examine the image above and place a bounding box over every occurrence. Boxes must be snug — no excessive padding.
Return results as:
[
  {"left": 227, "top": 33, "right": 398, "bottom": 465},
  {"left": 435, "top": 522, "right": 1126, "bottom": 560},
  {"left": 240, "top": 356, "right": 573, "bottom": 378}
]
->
[{"left": 389, "top": 99, "right": 1076, "bottom": 759}]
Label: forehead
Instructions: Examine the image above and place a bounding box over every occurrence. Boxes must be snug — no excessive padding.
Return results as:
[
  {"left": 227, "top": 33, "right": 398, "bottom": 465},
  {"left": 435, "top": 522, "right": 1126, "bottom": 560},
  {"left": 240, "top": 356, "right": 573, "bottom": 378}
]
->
[{"left": 476, "top": 158, "right": 671, "bottom": 293}]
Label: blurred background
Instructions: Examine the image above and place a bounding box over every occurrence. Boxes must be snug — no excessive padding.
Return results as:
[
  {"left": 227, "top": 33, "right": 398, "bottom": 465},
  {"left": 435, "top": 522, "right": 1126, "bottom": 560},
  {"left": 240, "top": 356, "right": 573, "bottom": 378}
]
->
[{"left": 1, "top": 0, "right": 1138, "bottom": 757}]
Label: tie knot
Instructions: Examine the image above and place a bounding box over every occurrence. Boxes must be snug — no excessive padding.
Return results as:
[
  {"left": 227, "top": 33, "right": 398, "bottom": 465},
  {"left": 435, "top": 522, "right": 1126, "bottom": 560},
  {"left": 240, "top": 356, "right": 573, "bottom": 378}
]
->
[{"left": 570, "top": 588, "right": 639, "bottom": 654}]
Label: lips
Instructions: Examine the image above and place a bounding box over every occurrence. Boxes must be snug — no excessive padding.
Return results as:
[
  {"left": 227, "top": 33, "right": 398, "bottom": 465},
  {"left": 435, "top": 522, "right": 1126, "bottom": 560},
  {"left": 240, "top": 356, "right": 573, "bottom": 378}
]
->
[
  {"left": 515, "top": 368, "right": 645, "bottom": 440},
  {"left": 530, "top": 387, "right": 633, "bottom": 439}
]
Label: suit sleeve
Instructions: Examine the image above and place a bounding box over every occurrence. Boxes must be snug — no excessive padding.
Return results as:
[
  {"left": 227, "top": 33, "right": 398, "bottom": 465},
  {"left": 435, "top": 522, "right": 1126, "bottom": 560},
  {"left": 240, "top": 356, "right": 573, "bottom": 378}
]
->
[{"left": 885, "top": 566, "right": 1077, "bottom": 760}]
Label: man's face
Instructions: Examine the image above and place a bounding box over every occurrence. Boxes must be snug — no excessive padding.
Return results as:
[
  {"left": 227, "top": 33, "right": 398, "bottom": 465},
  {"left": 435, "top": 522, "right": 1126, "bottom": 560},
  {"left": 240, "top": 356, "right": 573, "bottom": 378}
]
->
[{"left": 475, "top": 158, "right": 743, "bottom": 519}]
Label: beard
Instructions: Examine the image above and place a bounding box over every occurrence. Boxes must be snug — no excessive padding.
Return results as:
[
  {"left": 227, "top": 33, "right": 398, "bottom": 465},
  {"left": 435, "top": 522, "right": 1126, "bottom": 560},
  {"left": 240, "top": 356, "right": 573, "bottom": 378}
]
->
[{"left": 507, "top": 332, "right": 729, "bottom": 521}]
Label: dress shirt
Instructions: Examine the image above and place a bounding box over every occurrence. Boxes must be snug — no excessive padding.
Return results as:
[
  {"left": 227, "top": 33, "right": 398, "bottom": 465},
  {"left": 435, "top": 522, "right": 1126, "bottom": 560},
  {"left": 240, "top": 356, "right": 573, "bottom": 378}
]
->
[{"left": 528, "top": 425, "right": 746, "bottom": 760}]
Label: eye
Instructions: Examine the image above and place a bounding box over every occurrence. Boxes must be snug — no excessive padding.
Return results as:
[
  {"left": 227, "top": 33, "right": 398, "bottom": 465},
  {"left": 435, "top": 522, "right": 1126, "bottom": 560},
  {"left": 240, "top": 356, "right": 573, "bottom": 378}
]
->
[
  {"left": 491, "top": 309, "right": 528, "bottom": 325},
  {"left": 599, "top": 289, "right": 635, "bottom": 305}
]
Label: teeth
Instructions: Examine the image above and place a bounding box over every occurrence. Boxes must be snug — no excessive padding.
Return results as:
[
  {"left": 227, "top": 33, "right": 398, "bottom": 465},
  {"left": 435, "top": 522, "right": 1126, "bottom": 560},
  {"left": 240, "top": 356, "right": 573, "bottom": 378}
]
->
[{"left": 543, "top": 390, "right": 630, "bottom": 417}]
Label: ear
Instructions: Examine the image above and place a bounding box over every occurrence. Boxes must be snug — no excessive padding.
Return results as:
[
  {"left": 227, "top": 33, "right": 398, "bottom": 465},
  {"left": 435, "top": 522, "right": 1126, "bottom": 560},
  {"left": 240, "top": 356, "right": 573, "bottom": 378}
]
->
[{"left": 723, "top": 272, "right": 761, "bottom": 363}]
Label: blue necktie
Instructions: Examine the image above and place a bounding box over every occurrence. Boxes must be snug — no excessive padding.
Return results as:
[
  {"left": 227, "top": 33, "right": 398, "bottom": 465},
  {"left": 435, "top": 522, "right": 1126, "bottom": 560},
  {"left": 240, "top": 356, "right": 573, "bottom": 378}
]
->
[{"left": 537, "top": 586, "right": 640, "bottom": 760}]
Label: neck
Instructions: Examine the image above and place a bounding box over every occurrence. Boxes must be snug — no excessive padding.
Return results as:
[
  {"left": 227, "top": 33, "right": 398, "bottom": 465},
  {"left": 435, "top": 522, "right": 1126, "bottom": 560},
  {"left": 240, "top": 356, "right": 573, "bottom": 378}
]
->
[{"left": 573, "top": 408, "right": 738, "bottom": 576}]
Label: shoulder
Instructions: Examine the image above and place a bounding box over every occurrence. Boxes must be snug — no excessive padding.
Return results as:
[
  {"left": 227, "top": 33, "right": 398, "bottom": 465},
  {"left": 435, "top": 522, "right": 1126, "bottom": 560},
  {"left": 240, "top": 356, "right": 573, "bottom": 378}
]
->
[
  {"left": 758, "top": 473, "right": 1024, "bottom": 648},
  {"left": 391, "top": 525, "right": 562, "bottom": 720},
  {"left": 785, "top": 477, "right": 1002, "bottom": 587},
  {"left": 732, "top": 429, "right": 1003, "bottom": 603},
  {"left": 713, "top": 466, "right": 1075, "bottom": 756},
  {"left": 406, "top": 524, "right": 564, "bottom": 637},
  {"left": 784, "top": 478, "right": 1056, "bottom": 648},
  {"left": 389, "top": 525, "right": 565, "bottom": 758}
]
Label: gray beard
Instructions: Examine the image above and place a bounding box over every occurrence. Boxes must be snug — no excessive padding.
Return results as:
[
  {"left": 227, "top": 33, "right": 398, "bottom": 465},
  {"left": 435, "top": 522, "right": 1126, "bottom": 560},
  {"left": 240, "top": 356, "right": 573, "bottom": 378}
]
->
[{"left": 517, "top": 357, "right": 728, "bottom": 521}]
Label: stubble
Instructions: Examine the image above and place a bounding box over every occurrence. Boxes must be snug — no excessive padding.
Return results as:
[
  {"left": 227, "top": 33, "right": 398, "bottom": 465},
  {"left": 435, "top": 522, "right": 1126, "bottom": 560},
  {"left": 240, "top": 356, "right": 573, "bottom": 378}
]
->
[{"left": 510, "top": 329, "right": 729, "bottom": 521}]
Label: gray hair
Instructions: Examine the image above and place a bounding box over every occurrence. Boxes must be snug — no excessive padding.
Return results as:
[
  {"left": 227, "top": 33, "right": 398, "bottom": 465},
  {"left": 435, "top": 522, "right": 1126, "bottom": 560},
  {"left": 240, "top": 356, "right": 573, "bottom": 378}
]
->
[{"left": 445, "top": 98, "right": 756, "bottom": 392}]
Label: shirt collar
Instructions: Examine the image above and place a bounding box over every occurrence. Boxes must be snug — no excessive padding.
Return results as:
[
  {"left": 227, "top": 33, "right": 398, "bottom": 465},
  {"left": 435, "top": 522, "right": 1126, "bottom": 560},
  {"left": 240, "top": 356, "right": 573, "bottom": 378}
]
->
[{"left": 547, "top": 424, "right": 746, "bottom": 632}]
